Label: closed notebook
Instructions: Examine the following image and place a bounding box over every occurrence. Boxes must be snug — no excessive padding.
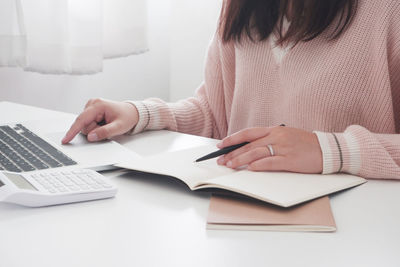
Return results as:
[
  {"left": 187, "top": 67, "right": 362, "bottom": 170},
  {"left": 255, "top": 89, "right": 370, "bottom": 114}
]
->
[{"left": 207, "top": 194, "right": 336, "bottom": 232}]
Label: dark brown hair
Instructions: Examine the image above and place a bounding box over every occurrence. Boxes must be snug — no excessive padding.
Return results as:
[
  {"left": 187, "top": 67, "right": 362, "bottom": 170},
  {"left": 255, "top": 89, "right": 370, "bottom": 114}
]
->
[{"left": 219, "top": 0, "right": 358, "bottom": 45}]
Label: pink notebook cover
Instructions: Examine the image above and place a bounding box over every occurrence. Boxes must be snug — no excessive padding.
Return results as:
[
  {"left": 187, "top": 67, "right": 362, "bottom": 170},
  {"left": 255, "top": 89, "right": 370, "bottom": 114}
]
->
[{"left": 207, "top": 194, "right": 336, "bottom": 232}]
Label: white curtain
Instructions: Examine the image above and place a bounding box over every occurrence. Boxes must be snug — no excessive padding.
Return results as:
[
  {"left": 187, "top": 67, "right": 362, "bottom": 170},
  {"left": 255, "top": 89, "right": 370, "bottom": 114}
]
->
[{"left": 0, "top": 0, "right": 148, "bottom": 74}]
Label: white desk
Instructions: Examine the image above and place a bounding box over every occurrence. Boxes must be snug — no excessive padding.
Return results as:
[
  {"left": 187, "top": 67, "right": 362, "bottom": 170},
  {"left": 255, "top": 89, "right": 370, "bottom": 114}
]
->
[{"left": 0, "top": 101, "right": 399, "bottom": 267}]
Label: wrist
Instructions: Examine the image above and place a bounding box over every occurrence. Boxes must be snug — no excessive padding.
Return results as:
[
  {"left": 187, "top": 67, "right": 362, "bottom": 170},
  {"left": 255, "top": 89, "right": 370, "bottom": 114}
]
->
[
  {"left": 311, "top": 133, "right": 324, "bottom": 174},
  {"left": 313, "top": 131, "right": 361, "bottom": 175},
  {"left": 124, "top": 101, "right": 149, "bottom": 135}
]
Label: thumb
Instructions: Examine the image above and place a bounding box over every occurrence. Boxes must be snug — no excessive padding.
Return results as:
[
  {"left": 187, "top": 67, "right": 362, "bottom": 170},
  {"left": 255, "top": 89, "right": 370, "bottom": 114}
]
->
[{"left": 87, "top": 121, "right": 122, "bottom": 142}]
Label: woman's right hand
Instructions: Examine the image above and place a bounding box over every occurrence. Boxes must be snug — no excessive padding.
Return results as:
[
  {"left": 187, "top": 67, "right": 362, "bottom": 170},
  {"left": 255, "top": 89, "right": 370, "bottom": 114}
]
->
[{"left": 62, "top": 98, "right": 139, "bottom": 144}]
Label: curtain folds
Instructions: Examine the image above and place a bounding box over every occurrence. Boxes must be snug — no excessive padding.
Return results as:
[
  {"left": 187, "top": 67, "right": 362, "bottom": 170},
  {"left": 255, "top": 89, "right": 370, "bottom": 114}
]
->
[{"left": 0, "top": 0, "right": 148, "bottom": 74}]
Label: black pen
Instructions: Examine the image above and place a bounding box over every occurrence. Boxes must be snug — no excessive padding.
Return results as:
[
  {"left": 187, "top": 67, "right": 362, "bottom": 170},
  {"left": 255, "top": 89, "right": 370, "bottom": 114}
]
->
[
  {"left": 195, "top": 142, "right": 250, "bottom": 162},
  {"left": 195, "top": 124, "right": 286, "bottom": 163}
]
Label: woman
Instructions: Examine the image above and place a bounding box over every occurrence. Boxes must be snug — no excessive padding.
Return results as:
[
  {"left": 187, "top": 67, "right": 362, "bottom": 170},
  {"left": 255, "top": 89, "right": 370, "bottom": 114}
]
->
[{"left": 62, "top": 0, "right": 400, "bottom": 179}]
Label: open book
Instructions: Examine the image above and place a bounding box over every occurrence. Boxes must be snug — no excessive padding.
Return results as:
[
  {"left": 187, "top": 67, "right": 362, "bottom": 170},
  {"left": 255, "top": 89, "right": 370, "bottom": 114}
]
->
[
  {"left": 116, "top": 145, "right": 366, "bottom": 207},
  {"left": 207, "top": 194, "right": 336, "bottom": 232}
]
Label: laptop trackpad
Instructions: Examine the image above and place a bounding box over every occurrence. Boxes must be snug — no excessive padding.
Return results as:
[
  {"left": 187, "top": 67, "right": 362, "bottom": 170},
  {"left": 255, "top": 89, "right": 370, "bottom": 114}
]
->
[
  {"left": 44, "top": 131, "right": 136, "bottom": 166},
  {"left": 46, "top": 131, "right": 107, "bottom": 147}
]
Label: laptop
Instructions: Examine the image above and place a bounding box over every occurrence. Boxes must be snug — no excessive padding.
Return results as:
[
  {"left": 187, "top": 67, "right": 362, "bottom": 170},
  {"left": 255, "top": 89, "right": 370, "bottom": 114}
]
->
[{"left": 0, "top": 121, "right": 139, "bottom": 173}]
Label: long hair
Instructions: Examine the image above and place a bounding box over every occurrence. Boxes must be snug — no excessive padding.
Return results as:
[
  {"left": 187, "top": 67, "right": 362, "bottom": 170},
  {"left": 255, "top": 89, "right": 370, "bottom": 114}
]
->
[{"left": 219, "top": 0, "right": 358, "bottom": 45}]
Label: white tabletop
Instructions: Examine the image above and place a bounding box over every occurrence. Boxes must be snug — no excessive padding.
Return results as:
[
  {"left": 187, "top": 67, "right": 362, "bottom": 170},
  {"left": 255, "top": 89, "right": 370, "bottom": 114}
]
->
[{"left": 0, "top": 101, "right": 399, "bottom": 267}]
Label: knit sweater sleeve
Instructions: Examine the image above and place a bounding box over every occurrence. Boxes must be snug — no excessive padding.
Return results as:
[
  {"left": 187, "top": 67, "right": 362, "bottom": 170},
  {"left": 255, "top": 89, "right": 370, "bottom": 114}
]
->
[
  {"left": 314, "top": 127, "right": 400, "bottom": 179},
  {"left": 126, "top": 34, "right": 228, "bottom": 139}
]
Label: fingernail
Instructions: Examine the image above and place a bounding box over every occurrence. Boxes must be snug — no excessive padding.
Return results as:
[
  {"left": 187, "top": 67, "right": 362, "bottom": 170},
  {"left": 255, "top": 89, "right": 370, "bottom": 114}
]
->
[
  {"left": 226, "top": 161, "right": 232, "bottom": 168},
  {"left": 217, "top": 142, "right": 222, "bottom": 148},
  {"left": 217, "top": 156, "right": 224, "bottom": 165},
  {"left": 88, "top": 132, "right": 98, "bottom": 142},
  {"left": 61, "top": 136, "right": 68, "bottom": 144}
]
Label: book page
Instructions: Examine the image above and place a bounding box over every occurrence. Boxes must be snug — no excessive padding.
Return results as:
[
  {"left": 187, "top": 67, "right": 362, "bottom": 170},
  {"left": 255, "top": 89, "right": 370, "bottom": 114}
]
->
[
  {"left": 117, "top": 144, "right": 366, "bottom": 207},
  {"left": 116, "top": 145, "right": 236, "bottom": 189},
  {"left": 200, "top": 170, "right": 366, "bottom": 207}
]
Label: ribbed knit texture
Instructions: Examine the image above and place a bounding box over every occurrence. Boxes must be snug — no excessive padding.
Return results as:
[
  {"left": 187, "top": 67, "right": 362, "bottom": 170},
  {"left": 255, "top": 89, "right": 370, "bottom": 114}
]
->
[{"left": 129, "top": 0, "right": 400, "bottom": 179}]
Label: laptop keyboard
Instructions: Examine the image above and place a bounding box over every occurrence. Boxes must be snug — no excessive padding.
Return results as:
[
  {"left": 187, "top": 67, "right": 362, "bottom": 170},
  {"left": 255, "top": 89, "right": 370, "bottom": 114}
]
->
[{"left": 0, "top": 124, "right": 77, "bottom": 172}]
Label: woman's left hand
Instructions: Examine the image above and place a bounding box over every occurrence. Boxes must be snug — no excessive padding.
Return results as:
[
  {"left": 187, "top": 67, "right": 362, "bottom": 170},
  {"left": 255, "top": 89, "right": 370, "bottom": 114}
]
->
[{"left": 216, "top": 126, "right": 323, "bottom": 174}]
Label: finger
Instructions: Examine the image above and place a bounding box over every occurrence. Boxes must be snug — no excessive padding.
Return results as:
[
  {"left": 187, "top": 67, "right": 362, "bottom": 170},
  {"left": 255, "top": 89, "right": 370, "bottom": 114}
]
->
[
  {"left": 219, "top": 135, "right": 278, "bottom": 164},
  {"left": 62, "top": 107, "right": 103, "bottom": 144},
  {"left": 247, "top": 156, "right": 287, "bottom": 172},
  {"left": 218, "top": 142, "right": 254, "bottom": 165},
  {"left": 217, "top": 127, "right": 271, "bottom": 148},
  {"left": 81, "top": 113, "right": 106, "bottom": 135},
  {"left": 225, "top": 147, "right": 270, "bottom": 169},
  {"left": 84, "top": 99, "right": 94, "bottom": 109},
  {"left": 81, "top": 121, "right": 99, "bottom": 135},
  {"left": 87, "top": 120, "right": 123, "bottom": 141}
]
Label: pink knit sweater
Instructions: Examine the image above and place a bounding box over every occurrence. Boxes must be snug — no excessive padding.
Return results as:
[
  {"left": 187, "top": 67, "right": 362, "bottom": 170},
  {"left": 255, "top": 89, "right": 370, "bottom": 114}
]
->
[{"left": 131, "top": 0, "right": 400, "bottom": 179}]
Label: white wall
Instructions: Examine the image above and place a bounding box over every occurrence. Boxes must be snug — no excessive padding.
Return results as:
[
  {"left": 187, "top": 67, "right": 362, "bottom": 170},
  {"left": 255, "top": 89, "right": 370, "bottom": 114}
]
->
[
  {"left": 0, "top": 0, "right": 222, "bottom": 114},
  {"left": 169, "top": 0, "right": 222, "bottom": 101}
]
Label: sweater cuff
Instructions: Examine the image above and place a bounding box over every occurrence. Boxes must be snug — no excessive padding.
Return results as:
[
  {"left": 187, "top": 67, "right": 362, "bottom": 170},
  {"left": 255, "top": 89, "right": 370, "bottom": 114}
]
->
[
  {"left": 314, "top": 131, "right": 361, "bottom": 175},
  {"left": 125, "top": 101, "right": 150, "bottom": 135}
]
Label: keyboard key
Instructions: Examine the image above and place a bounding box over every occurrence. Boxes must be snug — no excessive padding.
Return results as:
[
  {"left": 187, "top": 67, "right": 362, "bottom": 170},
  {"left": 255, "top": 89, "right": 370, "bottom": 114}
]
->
[
  {"left": 79, "top": 185, "right": 90, "bottom": 190},
  {"left": 10, "top": 168, "right": 114, "bottom": 198},
  {"left": 0, "top": 124, "right": 77, "bottom": 173},
  {"left": 41, "top": 183, "right": 52, "bottom": 190},
  {"left": 90, "top": 184, "right": 101, "bottom": 190},
  {"left": 17, "top": 124, "right": 77, "bottom": 166},
  {"left": 4, "top": 126, "right": 60, "bottom": 167},
  {"left": 93, "top": 177, "right": 106, "bottom": 184},
  {"left": 72, "top": 170, "right": 87, "bottom": 174},
  {"left": 0, "top": 127, "right": 49, "bottom": 170},
  {"left": 0, "top": 139, "right": 34, "bottom": 171},
  {"left": 0, "top": 151, "right": 22, "bottom": 172},
  {"left": 71, "top": 177, "right": 85, "bottom": 185},
  {"left": 52, "top": 181, "right": 62, "bottom": 187},
  {"left": 67, "top": 185, "right": 80, "bottom": 191},
  {"left": 57, "top": 187, "right": 68, "bottom": 193}
]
